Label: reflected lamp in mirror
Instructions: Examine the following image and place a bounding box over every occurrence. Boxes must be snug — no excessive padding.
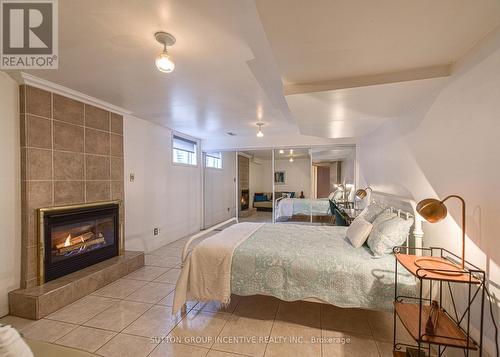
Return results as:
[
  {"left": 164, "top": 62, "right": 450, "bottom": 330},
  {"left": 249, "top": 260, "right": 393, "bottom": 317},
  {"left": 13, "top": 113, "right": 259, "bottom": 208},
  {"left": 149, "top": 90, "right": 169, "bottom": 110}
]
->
[
  {"left": 355, "top": 186, "right": 372, "bottom": 200},
  {"left": 415, "top": 195, "right": 466, "bottom": 272}
]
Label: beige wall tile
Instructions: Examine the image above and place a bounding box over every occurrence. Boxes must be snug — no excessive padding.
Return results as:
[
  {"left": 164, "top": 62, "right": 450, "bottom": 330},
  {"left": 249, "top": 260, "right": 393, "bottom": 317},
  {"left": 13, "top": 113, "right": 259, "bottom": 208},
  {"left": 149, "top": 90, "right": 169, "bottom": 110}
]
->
[
  {"left": 110, "top": 157, "right": 123, "bottom": 181},
  {"left": 110, "top": 113, "right": 123, "bottom": 135},
  {"left": 53, "top": 121, "right": 84, "bottom": 152},
  {"left": 53, "top": 151, "right": 84, "bottom": 180},
  {"left": 25, "top": 86, "right": 52, "bottom": 118},
  {"left": 19, "top": 85, "right": 25, "bottom": 113},
  {"left": 20, "top": 114, "right": 26, "bottom": 146},
  {"left": 86, "top": 155, "right": 110, "bottom": 180},
  {"left": 53, "top": 94, "right": 84, "bottom": 125},
  {"left": 72, "top": 270, "right": 107, "bottom": 300},
  {"left": 101, "top": 260, "right": 128, "bottom": 284},
  {"left": 54, "top": 181, "right": 85, "bottom": 205},
  {"left": 26, "top": 148, "right": 52, "bottom": 180},
  {"left": 20, "top": 148, "right": 26, "bottom": 180},
  {"left": 110, "top": 134, "right": 123, "bottom": 157},
  {"left": 85, "top": 128, "right": 110, "bottom": 155},
  {"left": 25, "top": 246, "right": 38, "bottom": 283},
  {"left": 37, "top": 283, "right": 75, "bottom": 318},
  {"left": 8, "top": 292, "right": 37, "bottom": 319},
  {"left": 111, "top": 181, "right": 124, "bottom": 201},
  {"left": 86, "top": 181, "right": 111, "bottom": 202},
  {"left": 85, "top": 105, "right": 110, "bottom": 131},
  {"left": 26, "top": 115, "right": 52, "bottom": 149},
  {"left": 26, "top": 181, "right": 53, "bottom": 211},
  {"left": 25, "top": 213, "right": 38, "bottom": 248}
]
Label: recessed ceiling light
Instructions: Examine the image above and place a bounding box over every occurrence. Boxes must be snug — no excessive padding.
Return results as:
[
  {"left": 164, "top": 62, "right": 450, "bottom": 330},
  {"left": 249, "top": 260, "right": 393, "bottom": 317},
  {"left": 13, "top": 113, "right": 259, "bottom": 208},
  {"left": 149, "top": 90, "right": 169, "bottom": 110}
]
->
[
  {"left": 155, "top": 31, "right": 176, "bottom": 73},
  {"left": 289, "top": 157, "right": 294, "bottom": 162},
  {"left": 279, "top": 149, "right": 284, "bottom": 154},
  {"left": 256, "top": 122, "right": 264, "bottom": 138},
  {"left": 289, "top": 149, "right": 293, "bottom": 155}
]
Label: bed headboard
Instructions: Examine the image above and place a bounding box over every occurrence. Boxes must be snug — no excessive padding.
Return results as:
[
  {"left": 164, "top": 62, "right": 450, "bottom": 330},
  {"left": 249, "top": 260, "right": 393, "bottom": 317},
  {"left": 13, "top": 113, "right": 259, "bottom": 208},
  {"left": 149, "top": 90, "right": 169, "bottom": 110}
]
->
[{"left": 370, "top": 191, "right": 424, "bottom": 254}]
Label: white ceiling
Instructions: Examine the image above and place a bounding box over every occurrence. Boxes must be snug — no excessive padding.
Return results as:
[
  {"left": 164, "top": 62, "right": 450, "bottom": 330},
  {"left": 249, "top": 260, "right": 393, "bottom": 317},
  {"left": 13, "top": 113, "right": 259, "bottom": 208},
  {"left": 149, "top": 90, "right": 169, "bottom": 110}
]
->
[
  {"left": 19, "top": 0, "right": 500, "bottom": 142},
  {"left": 25, "top": 0, "right": 295, "bottom": 140},
  {"left": 256, "top": 0, "right": 500, "bottom": 85},
  {"left": 286, "top": 77, "right": 446, "bottom": 138}
]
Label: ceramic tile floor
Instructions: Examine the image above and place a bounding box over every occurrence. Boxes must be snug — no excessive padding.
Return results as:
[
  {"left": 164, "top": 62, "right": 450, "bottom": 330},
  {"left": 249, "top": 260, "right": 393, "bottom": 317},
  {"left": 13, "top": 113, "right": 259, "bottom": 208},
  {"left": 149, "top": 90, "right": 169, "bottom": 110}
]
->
[{"left": 0, "top": 235, "right": 413, "bottom": 357}]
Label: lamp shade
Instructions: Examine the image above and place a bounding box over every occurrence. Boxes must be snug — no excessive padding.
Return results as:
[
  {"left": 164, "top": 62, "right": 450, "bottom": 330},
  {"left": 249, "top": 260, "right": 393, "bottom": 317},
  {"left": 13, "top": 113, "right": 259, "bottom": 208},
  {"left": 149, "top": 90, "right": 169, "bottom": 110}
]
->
[{"left": 416, "top": 198, "right": 448, "bottom": 223}]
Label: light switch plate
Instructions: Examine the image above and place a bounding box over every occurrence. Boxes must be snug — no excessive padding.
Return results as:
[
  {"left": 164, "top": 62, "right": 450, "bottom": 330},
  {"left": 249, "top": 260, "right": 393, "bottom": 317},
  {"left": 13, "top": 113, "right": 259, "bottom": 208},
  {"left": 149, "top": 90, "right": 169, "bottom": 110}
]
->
[{"left": 129, "top": 173, "right": 135, "bottom": 182}]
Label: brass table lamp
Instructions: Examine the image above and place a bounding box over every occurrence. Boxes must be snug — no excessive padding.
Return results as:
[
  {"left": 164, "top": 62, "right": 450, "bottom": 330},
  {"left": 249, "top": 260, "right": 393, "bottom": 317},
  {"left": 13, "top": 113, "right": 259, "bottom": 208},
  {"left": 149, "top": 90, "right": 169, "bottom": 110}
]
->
[{"left": 416, "top": 195, "right": 466, "bottom": 273}]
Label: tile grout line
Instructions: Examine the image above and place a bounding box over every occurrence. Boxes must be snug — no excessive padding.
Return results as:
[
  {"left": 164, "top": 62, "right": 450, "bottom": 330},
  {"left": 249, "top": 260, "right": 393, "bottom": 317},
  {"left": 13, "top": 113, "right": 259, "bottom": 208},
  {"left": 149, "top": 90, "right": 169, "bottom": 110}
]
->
[{"left": 261, "top": 300, "right": 280, "bottom": 357}]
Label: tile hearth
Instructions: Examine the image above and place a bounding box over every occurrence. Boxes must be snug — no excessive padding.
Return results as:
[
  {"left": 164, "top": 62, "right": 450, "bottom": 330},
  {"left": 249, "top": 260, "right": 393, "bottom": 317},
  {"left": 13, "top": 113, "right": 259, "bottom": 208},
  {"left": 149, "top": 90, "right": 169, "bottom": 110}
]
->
[
  {"left": 8, "top": 251, "right": 144, "bottom": 320},
  {"left": 1, "top": 236, "right": 409, "bottom": 357}
]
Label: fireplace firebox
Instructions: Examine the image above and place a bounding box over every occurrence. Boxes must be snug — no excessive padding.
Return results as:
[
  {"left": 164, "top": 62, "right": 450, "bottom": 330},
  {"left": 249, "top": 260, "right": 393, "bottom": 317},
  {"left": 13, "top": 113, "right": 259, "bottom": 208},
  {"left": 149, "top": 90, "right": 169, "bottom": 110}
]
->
[{"left": 38, "top": 201, "right": 122, "bottom": 283}]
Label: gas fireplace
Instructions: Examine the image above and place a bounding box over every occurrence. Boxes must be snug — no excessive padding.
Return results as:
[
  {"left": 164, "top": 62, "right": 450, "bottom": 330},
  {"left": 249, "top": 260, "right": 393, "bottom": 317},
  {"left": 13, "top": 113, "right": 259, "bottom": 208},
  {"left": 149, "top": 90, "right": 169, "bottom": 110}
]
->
[
  {"left": 38, "top": 201, "right": 122, "bottom": 283},
  {"left": 241, "top": 189, "right": 249, "bottom": 211}
]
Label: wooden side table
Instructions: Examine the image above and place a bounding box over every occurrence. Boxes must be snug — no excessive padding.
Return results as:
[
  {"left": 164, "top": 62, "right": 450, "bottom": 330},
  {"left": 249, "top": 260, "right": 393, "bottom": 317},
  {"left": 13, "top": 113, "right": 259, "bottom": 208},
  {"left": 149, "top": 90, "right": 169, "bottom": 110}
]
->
[{"left": 393, "top": 247, "right": 485, "bottom": 356}]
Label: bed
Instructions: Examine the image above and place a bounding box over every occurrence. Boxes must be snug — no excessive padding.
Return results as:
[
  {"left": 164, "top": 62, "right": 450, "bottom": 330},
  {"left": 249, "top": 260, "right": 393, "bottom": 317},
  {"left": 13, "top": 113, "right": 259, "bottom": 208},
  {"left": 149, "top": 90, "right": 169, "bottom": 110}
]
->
[
  {"left": 173, "top": 192, "right": 424, "bottom": 313},
  {"left": 274, "top": 197, "right": 331, "bottom": 221}
]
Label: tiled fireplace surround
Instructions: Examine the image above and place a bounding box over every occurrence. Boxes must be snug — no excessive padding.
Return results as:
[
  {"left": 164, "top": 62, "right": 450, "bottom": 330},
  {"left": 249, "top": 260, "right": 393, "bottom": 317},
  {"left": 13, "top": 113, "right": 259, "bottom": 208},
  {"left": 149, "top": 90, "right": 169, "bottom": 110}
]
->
[{"left": 9, "top": 85, "right": 144, "bottom": 319}]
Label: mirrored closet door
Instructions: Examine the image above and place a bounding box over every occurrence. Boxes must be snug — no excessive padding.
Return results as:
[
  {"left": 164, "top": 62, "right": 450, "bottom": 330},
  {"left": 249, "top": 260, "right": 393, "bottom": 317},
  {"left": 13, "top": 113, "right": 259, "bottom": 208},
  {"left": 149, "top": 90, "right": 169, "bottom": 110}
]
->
[
  {"left": 311, "top": 145, "right": 357, "bottom": 226},
  {"left": 203, "top": 151, "right": 237, "bottom": 229},
  {"left": 237, "top": 150, "right": 273, "bottom": 223},
  {"left": 273, "top": 148, "right": 312, "bottom": 223}
]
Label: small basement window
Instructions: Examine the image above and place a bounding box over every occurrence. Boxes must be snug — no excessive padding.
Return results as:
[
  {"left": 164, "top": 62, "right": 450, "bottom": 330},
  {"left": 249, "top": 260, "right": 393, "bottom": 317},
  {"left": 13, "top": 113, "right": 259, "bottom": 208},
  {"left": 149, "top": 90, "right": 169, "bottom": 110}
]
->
[
  {"left": 205, "top": 152, "right": 222, "bottom": 169},
  {"left": 172, "top": 135, "right": 197, "bottom": 166}
]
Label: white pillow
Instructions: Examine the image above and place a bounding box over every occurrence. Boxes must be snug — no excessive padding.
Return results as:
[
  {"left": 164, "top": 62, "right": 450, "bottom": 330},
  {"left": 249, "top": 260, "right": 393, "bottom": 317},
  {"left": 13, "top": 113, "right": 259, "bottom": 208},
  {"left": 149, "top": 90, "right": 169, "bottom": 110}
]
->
[
  {"left": 367, "top": 215, "right": 414, "bottom": 257},
  {"left": 0, "top": 325, "right": 33, "bottom": 357},
  {"left": 346, "top": 218, "right": 373, "bottom": 248},
  {"left": 358, "top": 202, "right": 387, "bottom": 223}
]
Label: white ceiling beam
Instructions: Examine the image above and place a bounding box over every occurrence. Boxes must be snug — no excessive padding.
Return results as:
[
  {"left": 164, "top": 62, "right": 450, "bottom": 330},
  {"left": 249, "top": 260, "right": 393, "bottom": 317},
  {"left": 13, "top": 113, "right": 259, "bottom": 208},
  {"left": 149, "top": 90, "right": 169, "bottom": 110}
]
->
[{"left": 284, "top": 64, "right": 452, "bottom": 96}]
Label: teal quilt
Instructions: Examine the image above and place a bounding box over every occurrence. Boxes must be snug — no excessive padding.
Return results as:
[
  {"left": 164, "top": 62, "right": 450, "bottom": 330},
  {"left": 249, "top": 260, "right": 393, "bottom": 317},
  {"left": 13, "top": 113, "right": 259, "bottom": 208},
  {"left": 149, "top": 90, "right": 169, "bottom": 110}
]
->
[{"left": 231, "top": 223, "right": 416, "bottom": 310}]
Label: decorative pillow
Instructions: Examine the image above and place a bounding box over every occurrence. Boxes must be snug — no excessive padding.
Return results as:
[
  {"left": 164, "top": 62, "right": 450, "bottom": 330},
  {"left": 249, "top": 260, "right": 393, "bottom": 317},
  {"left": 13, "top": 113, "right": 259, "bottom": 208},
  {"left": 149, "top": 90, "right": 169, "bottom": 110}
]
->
[
  {"left": 0, "top": 325, "right": 33, "bottom": 357},
  {"left": 254, "top": 194, "right": 267, "bottom": 202},
  {"left": 358, "top": 202, "right": 387, "bottom": 223},
  {"left": 346, "top": 218, "right": 373, "bottom": 248},
  {"left": 367, "top": 215, "right": 414, "bottom": 257}
]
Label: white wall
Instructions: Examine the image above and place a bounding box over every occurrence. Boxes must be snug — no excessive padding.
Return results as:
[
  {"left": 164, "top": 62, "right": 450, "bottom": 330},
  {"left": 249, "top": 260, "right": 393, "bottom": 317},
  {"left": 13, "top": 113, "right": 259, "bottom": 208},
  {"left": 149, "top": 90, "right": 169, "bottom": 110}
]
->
[
  {"left": 124, "top": 116, "right": 202, "bottom": 252},
  {"left": 204, "top": 151, "right": 237, "bottom": 227},
  {"left": 358, "top": 27, "right": 500, "bottom": 355},
  {"left": 275, "top": 158, "right": 311, "bottom": 198},
  {"left": 0, "top": 72, "right": 21, "bottom": 316}
]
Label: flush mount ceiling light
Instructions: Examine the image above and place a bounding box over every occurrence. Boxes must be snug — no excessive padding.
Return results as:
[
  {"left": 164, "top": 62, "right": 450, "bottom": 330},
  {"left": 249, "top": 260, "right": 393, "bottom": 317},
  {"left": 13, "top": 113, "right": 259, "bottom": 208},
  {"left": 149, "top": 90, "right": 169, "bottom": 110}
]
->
[
  {"left": 256, "top": 122, "right": 264, "bottom": 137},
  {"left": 155, "top": 31, "right": 176, "bottom": 73}
]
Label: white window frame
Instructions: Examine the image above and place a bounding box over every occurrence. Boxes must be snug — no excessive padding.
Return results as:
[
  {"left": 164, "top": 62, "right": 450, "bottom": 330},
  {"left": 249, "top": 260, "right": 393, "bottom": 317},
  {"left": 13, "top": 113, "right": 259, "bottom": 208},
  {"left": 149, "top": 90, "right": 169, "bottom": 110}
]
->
[
  {"left": 172, "top": 133, "right": 199, "bottom": 167},
  {"left": 205, "top": 151, "right": 223, "bottom": 169}
]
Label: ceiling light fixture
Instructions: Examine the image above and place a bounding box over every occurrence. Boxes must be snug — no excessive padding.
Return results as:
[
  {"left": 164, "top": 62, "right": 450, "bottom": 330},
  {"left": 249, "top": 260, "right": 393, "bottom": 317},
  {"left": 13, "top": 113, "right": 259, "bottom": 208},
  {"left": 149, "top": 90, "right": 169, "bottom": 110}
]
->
[
  {"left": 289, "top": 157, "right": 294, "bottom": 162},
  {"left": 256, "top": 123, "right": 264, "bottom": 137},
  {"left": 279, "top": 149, "right": 284, "bottom": 154},
  {"left": 155, "top": 31, "right": 176, "bottom": 73},
  {"left": 289, "top": 149, "right": 293, "bottom": 155}
]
